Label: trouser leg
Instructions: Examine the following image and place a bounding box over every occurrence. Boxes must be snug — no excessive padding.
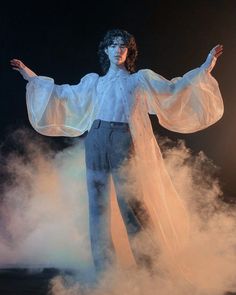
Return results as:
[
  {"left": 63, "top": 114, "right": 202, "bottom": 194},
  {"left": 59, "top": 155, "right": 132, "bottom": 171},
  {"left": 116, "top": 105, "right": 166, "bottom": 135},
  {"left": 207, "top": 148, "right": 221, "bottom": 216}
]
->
[
  {"left": 85, "top": 125, "right": 115, "bottom": 275},
  {"left": 86, "top": 169, "right": 114, "bottom": 273}
]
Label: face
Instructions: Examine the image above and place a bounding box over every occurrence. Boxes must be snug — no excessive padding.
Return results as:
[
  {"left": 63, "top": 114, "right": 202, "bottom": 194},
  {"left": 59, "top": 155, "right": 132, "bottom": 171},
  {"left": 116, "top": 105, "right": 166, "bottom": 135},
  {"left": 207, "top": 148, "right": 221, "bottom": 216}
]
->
[{"left": 105, "top": 37, "right": 128, "bottom": 66}]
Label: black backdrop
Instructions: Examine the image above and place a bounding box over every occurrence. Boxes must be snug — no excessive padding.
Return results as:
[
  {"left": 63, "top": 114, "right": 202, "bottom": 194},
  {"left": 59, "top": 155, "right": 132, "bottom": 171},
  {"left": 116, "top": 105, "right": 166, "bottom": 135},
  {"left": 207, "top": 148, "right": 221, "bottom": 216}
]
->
[{"left": 1, "top": 0, "right": 236, "bottom": 199}]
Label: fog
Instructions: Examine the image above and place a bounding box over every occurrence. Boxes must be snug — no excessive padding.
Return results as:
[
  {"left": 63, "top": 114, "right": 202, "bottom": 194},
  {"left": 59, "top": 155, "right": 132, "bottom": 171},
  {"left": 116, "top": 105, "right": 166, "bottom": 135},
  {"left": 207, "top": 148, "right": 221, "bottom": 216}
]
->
[{"left": 0, "top": 129, "right": 236, "bottom": 295}]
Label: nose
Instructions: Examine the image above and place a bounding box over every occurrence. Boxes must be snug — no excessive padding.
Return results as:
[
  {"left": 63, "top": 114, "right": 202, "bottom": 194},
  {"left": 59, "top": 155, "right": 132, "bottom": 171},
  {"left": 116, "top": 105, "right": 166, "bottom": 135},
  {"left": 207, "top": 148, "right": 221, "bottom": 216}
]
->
[
  {"left": 114, "top": 46, "right": 121, "bottom": 53},
  {"left": 116, "top": 47, "right": 124, "bottom": 55}
]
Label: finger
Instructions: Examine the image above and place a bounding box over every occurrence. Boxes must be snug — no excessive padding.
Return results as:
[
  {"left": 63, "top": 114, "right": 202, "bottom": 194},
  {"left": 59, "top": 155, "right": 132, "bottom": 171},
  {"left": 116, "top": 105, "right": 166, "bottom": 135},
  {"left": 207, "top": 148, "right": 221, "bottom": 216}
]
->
[
  {"left": 216, "top": 46, "right": 223, "bottom": 53},
  {"left": 10, "top": 61, "right": 25, "bottom": 69},
  {"left": 10, "top": 59, "right": 21, "bottom": 64},
  {"left": 214, "top": 44, "right": 223, "bottom": 49},
  {"left": 10, "top": 61, "right": 18, "bottom": 66},
  {"left": 10, "top": 60, "right": 19, "bottom": 66},
  {"left": 10, "top": 59, "right": 24, "bottom": 65},
  {"left": 211, "top": 44, "right": 223, "bottom": 52},
  {"left": 11, "top": 58, "right": 22, "bottom": 62},
  {"left": 12, "top": 67, "right": 20, "bottom": 71},
  {"left": 216, "top": 45, "right": 223, "bottom": 52},
  {"left": 215, "top": 52, "right": 223, "bottom": 58},
  {"left": 217, "top": 49, "right": 223, "bottom": 56},
  {"left": 10, "top": 63, "right": 20, "bottom": 69},
  {"left": 215, "top": 48, "right": 223, "bottom": 54},
  {"left": 210, "top": 46, "right": 223, "bottom": 57}
]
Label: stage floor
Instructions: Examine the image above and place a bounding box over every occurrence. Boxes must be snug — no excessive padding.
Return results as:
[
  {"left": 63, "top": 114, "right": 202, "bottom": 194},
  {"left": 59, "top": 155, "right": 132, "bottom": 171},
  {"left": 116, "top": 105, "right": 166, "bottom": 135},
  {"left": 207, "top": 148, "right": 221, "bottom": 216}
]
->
[
  {"left": 0, "top": 268, "right": 60, "bottom": 295},
  {"left": 0, "top": 268, "right": 235, "bottom": 295}
]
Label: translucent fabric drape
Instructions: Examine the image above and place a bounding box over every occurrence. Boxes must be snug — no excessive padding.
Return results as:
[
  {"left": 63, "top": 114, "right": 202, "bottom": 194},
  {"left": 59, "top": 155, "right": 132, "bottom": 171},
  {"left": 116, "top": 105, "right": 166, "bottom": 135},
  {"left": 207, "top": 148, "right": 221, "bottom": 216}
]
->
[
  {"left": 26, "top": 73, "right": 99, "bottom": 136},
  {"left": 25, "top": 66, "right": 224, "bottom": 284}
]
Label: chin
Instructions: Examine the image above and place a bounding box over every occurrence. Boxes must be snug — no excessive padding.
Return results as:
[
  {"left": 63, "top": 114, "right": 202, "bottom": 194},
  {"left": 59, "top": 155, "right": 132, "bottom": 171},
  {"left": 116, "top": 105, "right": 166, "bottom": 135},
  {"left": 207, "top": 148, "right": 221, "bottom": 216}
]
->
[{"left": 118, "top": 61, "right": 125, "bottom": 66}]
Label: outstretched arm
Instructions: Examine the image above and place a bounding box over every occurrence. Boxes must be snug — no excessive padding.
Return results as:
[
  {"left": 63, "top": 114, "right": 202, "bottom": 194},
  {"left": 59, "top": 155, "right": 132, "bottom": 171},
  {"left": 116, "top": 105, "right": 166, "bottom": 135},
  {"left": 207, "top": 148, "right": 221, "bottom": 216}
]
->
[
  {"left": 201, "top": 44, "right": 223, "bottom": 72},
  {"left": 140, "top": 44, "right": 224, "bottom": 133},
  {"left": 10, "top": 58, "right": 98, "bottom": 137},
  {"left": 10, "top": 59, "right": 37, "bottom": 80}
]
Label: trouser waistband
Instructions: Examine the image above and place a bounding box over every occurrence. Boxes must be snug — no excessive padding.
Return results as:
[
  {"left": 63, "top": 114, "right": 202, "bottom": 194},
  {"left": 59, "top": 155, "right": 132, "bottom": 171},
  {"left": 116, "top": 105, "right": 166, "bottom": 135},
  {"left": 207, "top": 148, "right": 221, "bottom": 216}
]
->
[{"left": 91, "top": 119, "right": 129, "bottom": 130}]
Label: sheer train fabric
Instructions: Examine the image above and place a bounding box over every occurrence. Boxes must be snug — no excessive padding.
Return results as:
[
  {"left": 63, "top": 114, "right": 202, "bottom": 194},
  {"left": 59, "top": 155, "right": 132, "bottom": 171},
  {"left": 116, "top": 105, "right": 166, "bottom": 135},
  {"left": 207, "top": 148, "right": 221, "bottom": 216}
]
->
[{"left": 26, "top": 66, "right": 223, "bottom": 285}]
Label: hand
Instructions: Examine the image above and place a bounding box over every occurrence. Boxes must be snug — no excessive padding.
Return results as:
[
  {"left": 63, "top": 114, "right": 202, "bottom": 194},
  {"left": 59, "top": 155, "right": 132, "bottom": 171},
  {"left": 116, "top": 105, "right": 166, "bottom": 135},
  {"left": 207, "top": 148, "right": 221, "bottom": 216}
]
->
[
  {"left": 202, "top": 44, "right": 223, "bottom": 72},
  {"left": 209, "top": 44, "right": 223, "bottom": 59},
  {"left": 10, "top": 59, "right": 26, "bottom": 71},
  {"left": 10, "top": 58, "right": 37, "bottom": 81}
]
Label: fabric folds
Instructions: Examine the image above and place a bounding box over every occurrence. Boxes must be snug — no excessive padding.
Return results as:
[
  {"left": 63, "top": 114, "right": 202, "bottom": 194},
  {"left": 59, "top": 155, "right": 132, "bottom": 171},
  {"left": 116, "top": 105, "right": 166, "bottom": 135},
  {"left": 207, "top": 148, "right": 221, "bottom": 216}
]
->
[
  {"left": 26, "top": 73, "right": 99, "bottom": 136},
  {"left": 25, "top": 65, "right": 224, "bottom": 283}
]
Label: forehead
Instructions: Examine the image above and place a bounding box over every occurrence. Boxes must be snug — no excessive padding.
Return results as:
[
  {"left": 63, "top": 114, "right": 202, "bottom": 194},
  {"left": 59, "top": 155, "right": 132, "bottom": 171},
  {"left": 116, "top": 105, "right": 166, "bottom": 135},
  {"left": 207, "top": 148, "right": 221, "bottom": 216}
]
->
[{"left": 110, "top": 36, "right": 125, "bottom": 45}]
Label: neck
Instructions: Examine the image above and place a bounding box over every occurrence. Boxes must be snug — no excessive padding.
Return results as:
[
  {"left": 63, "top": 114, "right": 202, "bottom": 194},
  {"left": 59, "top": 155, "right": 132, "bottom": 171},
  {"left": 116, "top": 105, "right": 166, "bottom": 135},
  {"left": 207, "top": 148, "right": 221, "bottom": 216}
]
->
[{"left": 108, "top": 63, "right": 127, "bottom": 73}]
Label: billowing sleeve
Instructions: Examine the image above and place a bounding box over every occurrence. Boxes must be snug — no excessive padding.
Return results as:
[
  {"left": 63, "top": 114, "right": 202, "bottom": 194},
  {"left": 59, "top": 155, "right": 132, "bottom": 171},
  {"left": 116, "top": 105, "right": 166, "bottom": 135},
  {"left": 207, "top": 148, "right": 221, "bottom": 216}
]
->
[
  {"left": 139, "top": 61, "right": 224, "bottom": 133},
  {"left": 26, "top": 73, "right": 99, "bottom": 136}
]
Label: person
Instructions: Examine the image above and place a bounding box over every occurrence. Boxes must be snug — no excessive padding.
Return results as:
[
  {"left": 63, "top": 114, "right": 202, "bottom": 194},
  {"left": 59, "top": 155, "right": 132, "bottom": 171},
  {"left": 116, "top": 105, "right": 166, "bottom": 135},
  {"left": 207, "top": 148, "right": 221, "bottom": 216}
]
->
[{"left": 10, "top": 29, "right": 223, "bottom": 282}]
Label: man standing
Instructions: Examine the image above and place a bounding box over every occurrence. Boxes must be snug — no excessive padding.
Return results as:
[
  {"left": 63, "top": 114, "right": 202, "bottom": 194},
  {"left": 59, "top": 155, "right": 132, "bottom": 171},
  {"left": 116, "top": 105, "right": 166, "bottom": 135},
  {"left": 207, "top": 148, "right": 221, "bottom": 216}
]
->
[{"left": 11, "top": 29, "right": 223, "bottom": 281}]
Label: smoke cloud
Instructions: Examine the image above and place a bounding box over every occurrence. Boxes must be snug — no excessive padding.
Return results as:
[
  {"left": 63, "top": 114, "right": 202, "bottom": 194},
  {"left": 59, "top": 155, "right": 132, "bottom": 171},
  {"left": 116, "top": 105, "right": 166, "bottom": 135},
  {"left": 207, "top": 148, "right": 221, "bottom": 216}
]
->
[
  {"left": 0, "top": 129, "right": 236, "bottom": 295},
  {"left": 0, "top": 129, "right": 92, "bottom": 271}
]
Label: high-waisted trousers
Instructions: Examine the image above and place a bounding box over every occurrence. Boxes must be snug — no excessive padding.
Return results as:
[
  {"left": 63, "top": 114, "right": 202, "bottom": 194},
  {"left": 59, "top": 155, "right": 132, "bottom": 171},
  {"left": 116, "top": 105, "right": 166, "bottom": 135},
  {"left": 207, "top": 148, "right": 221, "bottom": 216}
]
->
[{"left": 84, "top": 119, "right": 149, "bottom": 276}]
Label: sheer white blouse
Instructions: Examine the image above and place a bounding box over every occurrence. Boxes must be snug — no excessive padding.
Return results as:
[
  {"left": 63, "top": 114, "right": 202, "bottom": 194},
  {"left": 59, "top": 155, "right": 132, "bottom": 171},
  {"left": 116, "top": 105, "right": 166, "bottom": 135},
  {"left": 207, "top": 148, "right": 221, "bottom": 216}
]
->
[{"left": 25, "top": 53, "right": 223, "bottom": 137}]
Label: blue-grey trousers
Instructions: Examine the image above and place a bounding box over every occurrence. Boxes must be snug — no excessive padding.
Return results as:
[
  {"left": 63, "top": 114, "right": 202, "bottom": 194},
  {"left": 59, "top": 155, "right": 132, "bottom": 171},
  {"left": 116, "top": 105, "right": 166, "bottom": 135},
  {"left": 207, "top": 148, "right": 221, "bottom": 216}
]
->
[{"left": 85, "top": 120, "right": 150, "bottom": 275}]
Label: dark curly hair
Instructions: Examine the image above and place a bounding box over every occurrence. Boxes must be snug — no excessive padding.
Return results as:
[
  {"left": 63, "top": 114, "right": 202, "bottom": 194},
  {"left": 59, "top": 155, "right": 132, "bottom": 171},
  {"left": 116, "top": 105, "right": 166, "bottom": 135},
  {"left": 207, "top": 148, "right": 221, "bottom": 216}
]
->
[{"left": 98, "top": 29, "right": 138, "bottom": 74}]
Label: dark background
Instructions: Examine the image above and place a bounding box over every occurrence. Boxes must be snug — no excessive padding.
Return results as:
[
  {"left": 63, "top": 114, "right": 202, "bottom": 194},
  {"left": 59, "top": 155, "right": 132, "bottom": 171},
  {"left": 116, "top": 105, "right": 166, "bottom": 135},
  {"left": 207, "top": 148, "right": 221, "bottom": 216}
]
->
[{"left": 1, "top": 0, "right": 236, "bottom": 199}]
